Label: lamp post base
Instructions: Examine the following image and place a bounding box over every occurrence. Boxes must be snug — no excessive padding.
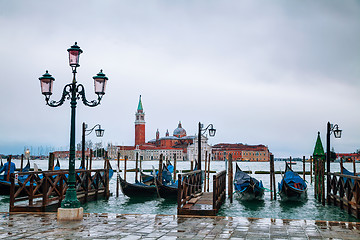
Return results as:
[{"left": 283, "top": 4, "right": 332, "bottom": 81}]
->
[{"left": 57, "top": 207, "right": 83, "bottom": 221}]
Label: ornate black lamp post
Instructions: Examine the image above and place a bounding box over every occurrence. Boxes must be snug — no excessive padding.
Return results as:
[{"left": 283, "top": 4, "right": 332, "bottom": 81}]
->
[
  {"left": 197, "top": 122, "right": 216, "bottom": 170},
  {"left": 81, "top": 123, "right": 104, "bottom": 168},
  {"left": 39, "top": 42, "right": 108, "bottom": 209},
  {"left": 326, "top": 122, "right": 342, "bottom": 203}
]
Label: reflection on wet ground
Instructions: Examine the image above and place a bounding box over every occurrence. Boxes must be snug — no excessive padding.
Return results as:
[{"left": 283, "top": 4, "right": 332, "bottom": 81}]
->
[{"left": 0, "top": 212, "right": 359, "bottom": 239}]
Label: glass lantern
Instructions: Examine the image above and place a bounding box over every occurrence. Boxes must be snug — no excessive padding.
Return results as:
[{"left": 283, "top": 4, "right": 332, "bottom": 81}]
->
[
  {"left": 39, "top": 70, "right": 55, "bottom": 96},
  {"left": 67, "top": 42, "right": 83, "bottom": 67},
  {"left": 95, "top": 126, "right": 105, "bottom": 137},
  {"left": 93, "top": 70, "right": 108, "bottom": 95}
]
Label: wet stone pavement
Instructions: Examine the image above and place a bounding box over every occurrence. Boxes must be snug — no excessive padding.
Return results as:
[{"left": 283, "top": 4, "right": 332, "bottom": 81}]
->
[{"left": 0, "top": 213, "right": 359, "bottom": 239}]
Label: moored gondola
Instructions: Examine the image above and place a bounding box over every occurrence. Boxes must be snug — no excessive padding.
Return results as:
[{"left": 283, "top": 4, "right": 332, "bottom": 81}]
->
[
  {"left": 234, "top": 163, "right": 264, "bottom": 200},
  {"left": 0, "top": 159, "right": 32, "bottom": 195},
  {"left": 119, "top": 176, "right": 157, "bottom": 198},
  {"left": 278, "top": 163, "right": 307, "bottom": 200},
  {"left": 156, "top": 164, "right": 178, "bottom": 199}
]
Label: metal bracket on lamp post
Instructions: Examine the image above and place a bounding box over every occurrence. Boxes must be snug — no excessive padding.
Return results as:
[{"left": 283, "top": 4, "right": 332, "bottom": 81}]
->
[{"left": 197, "top": 122, "right": 216, "bottom": 171}]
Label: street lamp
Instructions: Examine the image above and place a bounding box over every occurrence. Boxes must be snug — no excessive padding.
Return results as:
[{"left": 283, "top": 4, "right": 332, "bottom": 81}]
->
[
  {"left": 39, "top": 42, "right": 108, "bottom": 210},
  {"left": 326, "top": 122, "right": 342, "bottom": 203},
  {"left": 81, "top": 123, "right": 104, "bottom": 168},
  {"left": 197, "top": 122, "right": 216, "bottom": 170}
]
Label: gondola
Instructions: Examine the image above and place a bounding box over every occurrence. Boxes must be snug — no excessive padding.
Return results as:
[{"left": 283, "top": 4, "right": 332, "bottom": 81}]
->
[
  {"left": 234, "top": 163, "right": 264, "bottom": 200},
  {"left": 119, "top": 176, "right": 157, "bottom": 198},
  {"left": 278, "top": 162, "right": 307, "bottom": 200},
  {"left": 0, "top": 159, "right": 32, "bottom": 195},
  {"left": 340, "top": 166, "right": 358, "bottom": 184},
  {"left": 156, "top": 164, "right": 178, "bottom": 199}
]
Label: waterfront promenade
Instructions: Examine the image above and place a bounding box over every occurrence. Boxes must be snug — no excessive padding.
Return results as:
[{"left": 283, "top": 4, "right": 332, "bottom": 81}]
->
[{"left": 1, "top": 212, "right": 360, "bottom": 239}]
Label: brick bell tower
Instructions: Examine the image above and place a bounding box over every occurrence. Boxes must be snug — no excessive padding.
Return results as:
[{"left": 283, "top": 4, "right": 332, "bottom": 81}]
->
[{"left": 135, "top": 95, "right": 145, "bottom": 146}]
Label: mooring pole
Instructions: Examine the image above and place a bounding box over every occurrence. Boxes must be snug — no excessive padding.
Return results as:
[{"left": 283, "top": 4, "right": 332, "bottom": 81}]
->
[
  {"left": 158, "top": 154, "right": 163, "bottom": 184},
  {"left": 117, "top": 152, "right": 120, "bottom": 197},
  {"left": 135, "top": 152, "right": 139, "bottom": 182},
  {"left": 303, "top": 156, "right": 306, "bottom": 181},
  {"left": 270, "top": 154, "right": 274, "bottom": 200},
  {"left": 6, "top": 155, "right": 12, "bottom": 182},
  {"left": 207, "top": 152, "right": 211, "bottom": 192},
  {"left": 173, "top": 153, "right": 177, "bottom": 181},
  {"left": 204, "top": 151, "right": 208, "bottom": 192},
  {"left": 322, "top": 158, "right": 325, "bottom": 206},
  {"left": 289, "top": 156, "right": 292, "bottom": 170},
  {"left": 90, "top": 149, "right": 93, "bottom": 170},
  {"left": 124, "top": 156, "right": 128, "bottom": 181},
  {"left": 353, "top": 158, "right": 356, "bottom": 175},
  {"left": 228, "top": 154, "right": 233, "bottom": 203},
  {"left": 191, "top": 159, "right": 194, "bottom": 171},
  {"left": 86, "top": 156, "right": 89, "bottom": 170},
  {"left": 20, "top": 154, "right": 24, "bottom": 172},
  {"left": 48, "top": 152, "right": 54, "bottom": 170},
  {"left": 310, "top": 156, "right": 313, "bottom": 184}
]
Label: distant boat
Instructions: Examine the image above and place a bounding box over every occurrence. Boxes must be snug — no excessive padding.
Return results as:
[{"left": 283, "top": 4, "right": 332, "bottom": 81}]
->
[
  {"left": 278, "top": 163, "right": 307, "bottom": 200},
  {"left": 234, "top": 163, "right": 264, "bottom": 200}
]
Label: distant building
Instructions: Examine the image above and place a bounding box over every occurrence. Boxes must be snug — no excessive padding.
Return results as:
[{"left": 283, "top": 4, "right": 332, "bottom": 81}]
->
[
  {"left": 212, "top": 143, "right": 270, "bottom": 161},
  {"left": 53, "top": 149, "right": 91, "bottom": 159},
  {"left": 109, "top": 95, "right": 211, "bottom": 161},
  {"left": 336, "top": 153, "right": 360, "bottom": 162}
]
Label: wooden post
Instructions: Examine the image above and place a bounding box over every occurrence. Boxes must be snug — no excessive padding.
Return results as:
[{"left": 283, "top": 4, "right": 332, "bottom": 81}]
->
[
  {"left": 6, "top": 155, "right": 12, "bottom": 182},
  {"left": 353, "top": 158, "right": 356, "bottom": 175},
  {"left": 303, "top": 156, "right": 306, "bottom": 181},
  {"left": 48, "top": 152, "right": 54, "bottom": 170},
  {"left": 322, "top": 158, "right": 325, "bottom": 206},
  {"left": 158, "top": 154, "right": 163, "bottom": 184},
  {"left": 191, "top": 160, "right": 194, "bottom": 171},
  {"left": 139, "top": 155, "right": 142, "bottom": 173},
  {"left": 86, "top": 156, "right": 89, "bottom": 170},
  {"left": 20, "top": 154, "right": 24, "bottom": 172},
  {"left": 228, "top": 154, "right": 233, "bottom": 203},
  {"left": 289, "top": 156, "right": 292, "bottom": 170},
  {"left": 135, "top": 152, "right": 139, "bottom": 182},
  {"left": 270, "top": 154, "right": 274, "bottom": 200},
  {"left": 90, "top": 149, "right": 93, "bottom": 170},
  {"left": 124, "top": 156, "right": 128, "bottom": 181},
  {"left": 173, "top": 153, "right": 177, "bottom": 181},
  {"left": 340, "top": 157, "right": 343, "bottom": 174},
  {"left": 204, "top": 151, "right": 208, "bottom": 192},
  {"left": 310, "top": 156, "right": 313, "bottom": 183},
  {"left": 117, "top": 152, "right": 120, "bottom": 197},
  {"left": 207, "top": 153, "right": 211, "bottom": 192}
]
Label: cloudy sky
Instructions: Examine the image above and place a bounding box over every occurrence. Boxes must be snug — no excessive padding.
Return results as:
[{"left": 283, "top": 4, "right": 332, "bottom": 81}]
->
[{"left": 0, "top": 1, "right": 359, "bottom": 157}]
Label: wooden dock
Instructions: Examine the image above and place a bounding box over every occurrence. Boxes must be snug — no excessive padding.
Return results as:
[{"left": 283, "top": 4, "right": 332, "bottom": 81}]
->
[{"left": 177, "top": 170, "right": 226, "bottom": 216}]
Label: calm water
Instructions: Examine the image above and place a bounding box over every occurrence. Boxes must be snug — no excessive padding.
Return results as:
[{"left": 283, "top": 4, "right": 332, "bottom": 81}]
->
[{"left": 1, "top": 159, "right": 359, "bottom": 222}]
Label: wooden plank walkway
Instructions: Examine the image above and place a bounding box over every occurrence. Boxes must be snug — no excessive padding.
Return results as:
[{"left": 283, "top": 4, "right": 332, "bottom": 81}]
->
[
  {"left": 177, "top": 170, "right": 226, "bottom": 216},
  {"left": 179, "top": 192, "right": 217, "bottom": 216}
]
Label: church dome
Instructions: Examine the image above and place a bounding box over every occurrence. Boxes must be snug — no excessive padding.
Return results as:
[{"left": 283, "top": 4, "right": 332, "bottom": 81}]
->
[{"left": 173, "top": 121, "right": 187, "bottom": 138}]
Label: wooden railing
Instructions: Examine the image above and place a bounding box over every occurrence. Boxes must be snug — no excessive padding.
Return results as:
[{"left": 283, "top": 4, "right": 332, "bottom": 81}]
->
[
  {"left": 328, "top": 172, "right": 360, "bottom": 219},
  {"left": 9, "top": 169, "right": 110, "bottom": 212},
  {"left": 177, "top": 170, "right": 202, "bottom": 212},
  {"left": 213, "top": 170, "right": 226, "bottom": 211}
]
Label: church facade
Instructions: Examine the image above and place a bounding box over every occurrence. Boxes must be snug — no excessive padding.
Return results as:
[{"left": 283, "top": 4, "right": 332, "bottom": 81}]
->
[{"left": 111, "top": 96, "right": 211, "bottom": 161}]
